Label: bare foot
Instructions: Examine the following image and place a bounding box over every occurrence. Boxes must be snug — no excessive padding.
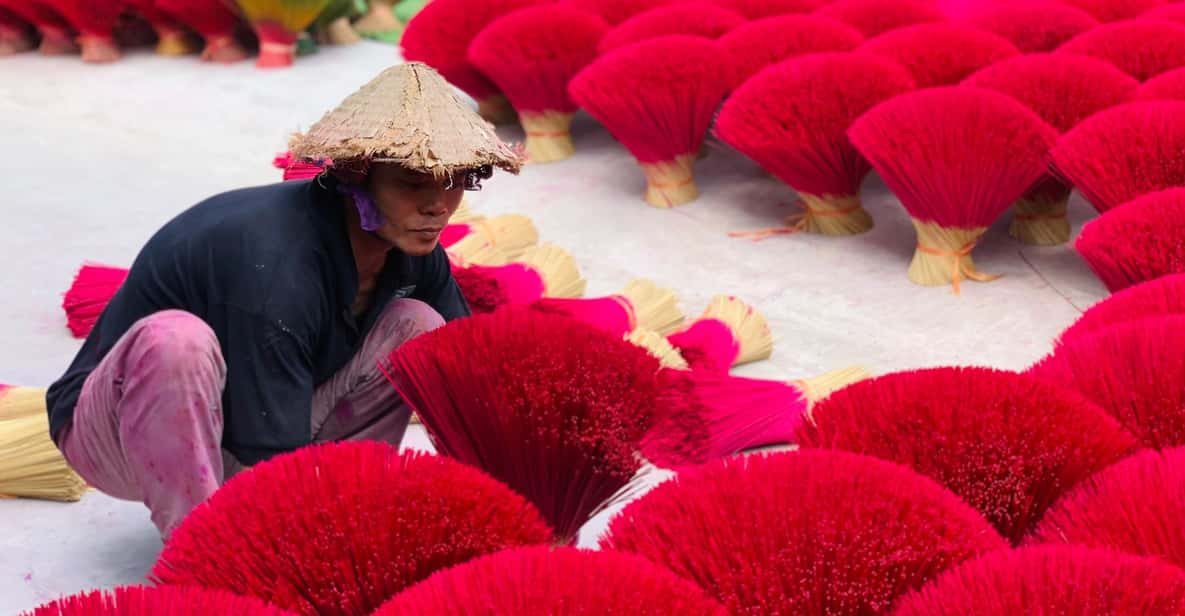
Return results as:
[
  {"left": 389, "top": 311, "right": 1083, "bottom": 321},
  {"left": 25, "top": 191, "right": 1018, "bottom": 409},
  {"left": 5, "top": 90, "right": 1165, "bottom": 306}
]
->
[
  {"left": 80, "top": 37, "right": 121, "bottom": 63},
  {"left": 200, "top": 37, "right": 249, "bottom": 63}
]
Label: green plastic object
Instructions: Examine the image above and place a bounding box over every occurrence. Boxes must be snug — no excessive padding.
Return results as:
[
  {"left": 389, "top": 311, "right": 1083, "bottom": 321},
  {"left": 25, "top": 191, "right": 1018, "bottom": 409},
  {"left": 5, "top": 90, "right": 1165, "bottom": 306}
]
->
[
  {"left": 395, "top": 0, "right": 431, "bottom": 24},
  {"left": 296, "top": 32, "right": 319, "bottom": 56}
]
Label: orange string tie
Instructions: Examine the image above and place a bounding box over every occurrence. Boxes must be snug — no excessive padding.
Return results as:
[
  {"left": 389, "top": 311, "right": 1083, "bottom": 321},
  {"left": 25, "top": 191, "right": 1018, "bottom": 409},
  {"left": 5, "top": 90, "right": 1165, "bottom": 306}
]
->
[
  {"left": 650, "top": 175, "right": 694, "bottom": 190},
  {"left": 728, "top": 199, "right": 859, "bottom": 242},
  {"left": 525, "top": 130, "right": 571, "bottom": 138},
  {"left": 915, "top": 241, "right": 1002, "bottom": 295}
]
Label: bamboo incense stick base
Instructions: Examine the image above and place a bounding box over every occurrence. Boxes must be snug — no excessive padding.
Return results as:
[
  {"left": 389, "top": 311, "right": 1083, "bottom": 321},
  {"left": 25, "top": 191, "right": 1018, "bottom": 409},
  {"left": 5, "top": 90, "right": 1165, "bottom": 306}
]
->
[
  {"left": 521, "top": 111, "right": 576, "bottom": 164},
  {"left": 201, "top": 35, "right": 248, "bottom": 63},
  {"left": 625, "top": 328, "right": 689, "bottom": 370},
  {"left": 908, "top": 219, "right": 998, "bottom": 292},
  {"left": 798, "top": 194, "right": 874, "bottom": 236},
  {"left": 324, "top": 17, "right": 362, "bottom": 45},
  {"left": 477, "top": 95, "right": 518, "bottom": 125},
  {"left": 640, "top": 154, "right": 699, "bottom": 208},
  {"left": 1009, "top": 196, "right": 1071, "bottom": 246},
  {"left": 39, "top": 27, "right": 79, "bottom": 55},
  {"left": 79, "top": 35, "right": 121, "bottom": 64},
  {"left": 0, "top": 28, "right": 34, "bottom": 55},
  {"left": 155, "top": 30, "right": 199, "bottom": 56},
  {"left": 354, "top": 0, "right": 402, "bottom": 35},
  {"left": 256, "top": 40, "right": 296, "bottom": 69}
]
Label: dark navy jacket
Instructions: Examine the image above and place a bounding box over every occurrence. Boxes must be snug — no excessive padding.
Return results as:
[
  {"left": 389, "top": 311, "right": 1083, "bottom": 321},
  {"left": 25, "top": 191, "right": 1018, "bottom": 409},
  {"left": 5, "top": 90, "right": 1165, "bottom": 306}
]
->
[{"left": 46, "top": 177, "right": 469, "bottom": 465}]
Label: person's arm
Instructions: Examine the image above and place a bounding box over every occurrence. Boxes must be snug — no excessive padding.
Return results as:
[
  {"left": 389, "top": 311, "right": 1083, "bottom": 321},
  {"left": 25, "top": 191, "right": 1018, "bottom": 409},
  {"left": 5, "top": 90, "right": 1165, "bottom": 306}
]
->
[
  {"left": 414, "top": 244, "right": 471, "bottom": 321},
  {"left": 218, "top": 305, "right": 318, "bottom": 466}
]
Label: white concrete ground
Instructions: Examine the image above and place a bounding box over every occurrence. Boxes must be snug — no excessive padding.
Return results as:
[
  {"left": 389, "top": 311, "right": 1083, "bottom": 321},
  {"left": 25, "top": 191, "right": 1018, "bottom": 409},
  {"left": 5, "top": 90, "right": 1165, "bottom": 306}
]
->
[{"left": 0, "top": 42, "right": 1107, "bottom": 614}]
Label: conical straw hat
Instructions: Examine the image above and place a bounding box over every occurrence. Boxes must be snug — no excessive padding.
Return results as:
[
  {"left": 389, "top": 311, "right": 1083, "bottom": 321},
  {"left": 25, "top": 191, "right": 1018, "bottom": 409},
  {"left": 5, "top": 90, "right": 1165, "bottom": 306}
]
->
[{"left": 290, "top": 63, "right": 524, "bottom": 177}]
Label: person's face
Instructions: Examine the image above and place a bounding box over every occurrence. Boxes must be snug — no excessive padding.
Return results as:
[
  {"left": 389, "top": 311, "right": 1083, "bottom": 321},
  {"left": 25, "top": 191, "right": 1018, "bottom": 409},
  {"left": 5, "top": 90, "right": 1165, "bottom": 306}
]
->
[{"left": 367, "top": 163, "right": 464, "bottom": 256}]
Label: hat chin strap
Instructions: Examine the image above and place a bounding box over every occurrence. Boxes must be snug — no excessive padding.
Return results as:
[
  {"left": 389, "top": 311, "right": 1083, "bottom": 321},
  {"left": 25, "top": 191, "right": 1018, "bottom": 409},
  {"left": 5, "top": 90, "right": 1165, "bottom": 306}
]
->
[{"left": 337, "top": 183, "right": 386, "bottom": 232}]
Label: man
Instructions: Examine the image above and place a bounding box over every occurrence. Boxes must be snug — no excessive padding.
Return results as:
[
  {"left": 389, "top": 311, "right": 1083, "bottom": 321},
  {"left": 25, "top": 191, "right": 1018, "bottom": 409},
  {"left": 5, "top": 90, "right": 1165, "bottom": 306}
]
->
[{"left": 45, "top": 63, "right": 523, "bottom": 538}]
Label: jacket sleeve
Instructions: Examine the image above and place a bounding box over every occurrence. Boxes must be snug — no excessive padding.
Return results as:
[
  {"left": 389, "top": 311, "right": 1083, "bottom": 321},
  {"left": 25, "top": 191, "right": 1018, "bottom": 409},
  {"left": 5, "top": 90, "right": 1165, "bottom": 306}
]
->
[
  {"left": 219, "top": 305, "right": 316, "bottom": 466},
  {"left": 414, "top": 244, "right": 471, "bottom": 321}
]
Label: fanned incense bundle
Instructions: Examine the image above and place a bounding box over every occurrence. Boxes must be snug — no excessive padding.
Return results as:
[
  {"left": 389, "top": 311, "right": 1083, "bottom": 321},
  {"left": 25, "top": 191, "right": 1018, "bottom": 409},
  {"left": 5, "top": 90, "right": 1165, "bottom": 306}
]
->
[
  {"left": 385, "top": 308, "right": 667, "bottom": 544},
  {"left": 813, "top": 0, "right": 945, "bottom": 37},
  {"left": 468, "top": 6, "right": 609, "bottom": 163},
  {"left": 451, "top": 243, "right": 586, "bottom": 314},
  {"left": 153, "top": 443, "right": 552, "bottom": 615},
  {"left": 1027, "top": 315, "right": 1185, "bottom": 449},
  {"left": 716, "top": 52, "right": 915, "bottom": 237},
  {"left": 715, "top": 0, "right": 828, "bottom": 19},
  {"left": 667, "top": 295, "right": 773, "bottom": 372},
  {"left": 156, "top": 0, "right": 249, "bottom": 62},
  {"left": 1059, "top": 0, "right": 1167, "bottom": 22},
  {"left": 569, "top": 36, "right": 729, "bottom": 207},
  {"left": 529, "top": 278, "right": 685, "bottom": 335},
  {"left": 964, "top": 1, "right": 1099, "bottom": 52},
  {"left": 715, "top": 15, "right": 865, "bottom": 91},
  {"left": 0, "top": 386, "right": 88, "bottom": 502},
  {"left": 0, "top": 7, "right": 33, "bottom": 54},
  {"left": 641, "top": 365, "right": 870, "bottom": 468},
  {"left": 440, "top": 214, "right": 538, "bottom": 261},
  {"left": 963, "top": 54, "right": 1139, "bottom": 245},
  {"left": 1049, "top": 101, "right": 1185, "bottom": 213},
  {"left": 44, "top": 0, "right": 124, "bottom": 62},
  {"left": 372, "top": 546, "right": 730, "bottom": 615},
  {"left": 1137, "top": 67, "right": 1185, "bottom": 100},
  {"left": 858, "top": 23, "right": 1020, "bottom": 88},
  {"left": 1032, "top": 447, "right": 1185, "bottom": 569},
  {"left": 1058, "top": 274, "right": 1185, "bottom": 344},
  {"left": 557, "top": 0, "right": 682, "bottom": 25},
  {"left": 1075, "top": 188, "right": 1185, "bottom": 292},
  {"left": 1057, "top": 19, "right": 1185, "bottom": 81},
  {"left": 61, "top": 263, "right": 128, "bottom": 339},
  {"left": 603, "top": 450, "right": 1007, "bottom": 614},
  {"left": 892, "top": 546, "right": 1185, "bottom": 615},
  {"left": 848, "top": 87, "right": 1057, "bottom": 291},
  {"left": 596, "top": 3, "right": 746, "bottom": 55},
  {"left": 797, "top": 367, "right": 1137, "bottom": 543},
  {"left": 0, "top": 0, "right": 76, "bottom": 55},
  {"left": 401, "top": 0, "right": 547, "bottom": 125},
  {"left": 232, "top": 0, "right": 335, "bottom": 68},
  {"left": 23, "top": 585, "right": 299, "bottom": 616}
]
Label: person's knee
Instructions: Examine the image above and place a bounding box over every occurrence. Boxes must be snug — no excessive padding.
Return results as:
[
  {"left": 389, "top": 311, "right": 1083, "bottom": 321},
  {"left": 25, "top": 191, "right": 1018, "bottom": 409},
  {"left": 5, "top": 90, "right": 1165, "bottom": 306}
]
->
[
  {"left": 382, "top": 299, "right": 446, "bottom": 341},
  {"left": 130, "top": 310, "right": 224, "bottom": 375}
]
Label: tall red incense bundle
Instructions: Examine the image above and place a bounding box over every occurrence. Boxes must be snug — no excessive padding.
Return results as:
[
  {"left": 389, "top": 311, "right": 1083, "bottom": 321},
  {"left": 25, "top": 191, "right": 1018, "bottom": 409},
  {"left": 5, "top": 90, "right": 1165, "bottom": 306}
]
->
[
  {"left": 1057, "top": 19, "right": 1185, "bottom": 81},
  {"left": 384, "top": 308, "right": 666, "bottom": 545},
  {"left": 1049, "top": 101, "right": 1185, "bottom": 213},
  {"left": 1058, "top": 274, "right": 1185, "bottom": 344},
  {"left": 450, "top": 243, "right": 586, "bottom": 314},
  {"left": 858, "top": 23, "right": 1020, "bottom": 88},
  {"left": 963, "top": 54, "right": 1139, "bottom": 245},
  {"left": 1075, "top": 188, "right": 1185, "bottom": 292},
  {"left": 401, "top": 0, "right": 546, "bottom": 125},
  {"left": 962, "top": 1, "right": 1099, "bottom": 52},
  {"left": 666, "top": 295, "right": 772, "bottom": 372},
  {"left": 1027, "top": 315, "right": 1185, "bottom": 450},
  {"left": 715, "top": 15, "right": 865, "bottom": 91},
  {"left": 122, "top": 0, "right": 198, "bottom": 56},
  {"left": 892, "top": 545, "right": 1185, "bottom": 615},
  {"left": 641, "top": 365, "right": 870, "bottom": 468},
  {"left": 0, "top": 385, "right": 88, "bottom": 502},
  {"left": 848, "top": 87, "right": 1058, "bottom": 292},
  {"left": 1059, "top": 0, "right": 1167, "bottom": 22},
  {"left": 44, "top": 0, "right": 124, "bottom": 62},
  {"left": 528, "top": 278, "right": 685, "bottom": 336},
  {"left": 813, "top": 0, "right": 945, "bottom": 37},
  {"left": 1031, "top": 447, "right": 1185, "bottom": 569},
  {"left": 153, "top": 442, "right": 552, "bottom": 615},
  {"left": 231, "top": 0, "right": 334, "bottom": 68},
  {"left": 62, "top": 263, "right": 128, "bottom": 339},
  {"left": 272, "top": 150, "right": 328, "bottom": 181},
  {"left": 23, "top": 585, "right": 299, "bottom": 615},
  {"left": 440, "top": 213, "right": 539, "bottom": 261},
  {"left": 557, "top": 0, "right": 683, "bottom": 26},
  {"left": 1144, "top": 3, "right": 1185, "bottom": 25},
  {"left": 796, "top": 366, "right": 1137, "bottom": 543},
  {"left": 0, "top": 0, "right": 76, "bottom": 55},
  {"left": 156, "top": 0, "right": 249, "bottom": 62},
  {"left": 373, "top": 546, "right": 729, "bottom": 615},
  {"left": 716, "top": 52, "right": 915, "bottom": 237},
  {"left": 714, "top": 0, "right": 828, "bottom": 19},
  {"left": 596, "top": 3, "right": 747, "bottom": 55},
  {"left": 468, "top": 6, "right": 609, "bottom": 164},
  {"left": 0, "top": 7, "right": 33, "bottom": 54},
  {"left": 603, "top": 450, "right": 1007, "bottom": 614},
  {"left": 1138, "top": 67, "right": 1185, "bottom": 100},
  {"left": 569, "top": 36, "right": 729, "bottom": 208}
]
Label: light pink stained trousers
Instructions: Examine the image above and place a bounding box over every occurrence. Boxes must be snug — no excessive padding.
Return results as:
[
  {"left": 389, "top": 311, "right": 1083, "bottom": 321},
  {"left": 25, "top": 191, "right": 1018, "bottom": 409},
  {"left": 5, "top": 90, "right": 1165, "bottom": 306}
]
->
[{"left": 56, "top": 299, "right": 444, "bottom": 539}]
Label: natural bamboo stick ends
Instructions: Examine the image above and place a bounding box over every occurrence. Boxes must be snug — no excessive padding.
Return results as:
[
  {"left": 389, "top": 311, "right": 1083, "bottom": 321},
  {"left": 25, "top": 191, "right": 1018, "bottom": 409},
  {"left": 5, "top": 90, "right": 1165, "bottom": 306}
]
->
[
  {"left": 201, "top": 36, "right": 249, "bottom": 63},
  {"left": 79, "top": 36, "right": 121, "bottom": 64},
  {"left": 39, "top": 28, "right": 79, "bottom": 55},
  {"left": 641, "top": 154, "right": 699, "bottom": 208},
  {"left": 477, "top": 95, "right": 518, "bottom": 125},
  {"left": 155, "top": 30, "right": 199, "bottom": 56},
  {"left": 354, "top": 0, "right": 402, "bottom": 35},
  {"left": 1009, "top": 196, "right": 1071, "bottom": 246},
  {"left": 325, "top": 17, "right": 362, "bottom": 45},
  {"left": 799, "top": 194, "right": 874, "bottom": 235},
  {"left": 625, "top": 329, "right": 689, "bottom": 370},
  {"left": 908, "top": 219, "right": 999, "bottom": 291},
  {"left": 521, "top": 111, "right": 576, "bottom": 164}
]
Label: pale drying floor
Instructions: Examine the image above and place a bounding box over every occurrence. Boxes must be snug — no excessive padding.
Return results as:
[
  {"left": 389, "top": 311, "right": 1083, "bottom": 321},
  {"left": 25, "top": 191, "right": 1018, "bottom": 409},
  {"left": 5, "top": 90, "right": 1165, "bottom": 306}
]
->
[{"left": 0, "top": 42, "right": 1107, "bottom": 613}]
